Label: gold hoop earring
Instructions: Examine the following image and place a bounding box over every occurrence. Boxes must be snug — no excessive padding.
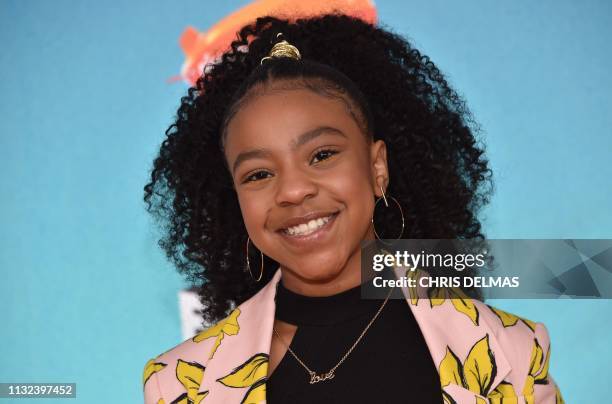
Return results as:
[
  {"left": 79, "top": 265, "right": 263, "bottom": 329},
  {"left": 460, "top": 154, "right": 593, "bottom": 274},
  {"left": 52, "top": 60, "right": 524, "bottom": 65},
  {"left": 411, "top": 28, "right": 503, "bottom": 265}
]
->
[
  {"left": 245, "top": 236, "right": 264, "bottom": 282},
  {"left": 371, "top": 185, "right": 405, "bottom": 243}
]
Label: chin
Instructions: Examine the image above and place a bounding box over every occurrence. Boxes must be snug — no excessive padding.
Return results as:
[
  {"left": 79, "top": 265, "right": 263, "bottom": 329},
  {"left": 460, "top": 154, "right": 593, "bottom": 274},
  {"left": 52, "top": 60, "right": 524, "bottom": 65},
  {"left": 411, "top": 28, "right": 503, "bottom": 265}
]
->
[{"left": 292, "top": 260, "right": 345, "bottom": 283}]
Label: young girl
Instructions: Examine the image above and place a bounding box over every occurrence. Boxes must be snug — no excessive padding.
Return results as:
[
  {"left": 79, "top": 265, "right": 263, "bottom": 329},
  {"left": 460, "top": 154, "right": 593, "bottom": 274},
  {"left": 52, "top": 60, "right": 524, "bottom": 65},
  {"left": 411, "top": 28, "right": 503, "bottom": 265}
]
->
[{"left": 142, "top": 13, "right": 564, "bottom": 404}]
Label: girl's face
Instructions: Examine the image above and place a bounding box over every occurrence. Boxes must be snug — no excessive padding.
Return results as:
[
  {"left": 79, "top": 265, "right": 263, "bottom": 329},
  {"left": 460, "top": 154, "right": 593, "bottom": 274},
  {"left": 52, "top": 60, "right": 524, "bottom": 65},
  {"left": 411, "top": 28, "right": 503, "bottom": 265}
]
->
[{"left": 224, "top": 81, "right": 388, "bottom": 293}]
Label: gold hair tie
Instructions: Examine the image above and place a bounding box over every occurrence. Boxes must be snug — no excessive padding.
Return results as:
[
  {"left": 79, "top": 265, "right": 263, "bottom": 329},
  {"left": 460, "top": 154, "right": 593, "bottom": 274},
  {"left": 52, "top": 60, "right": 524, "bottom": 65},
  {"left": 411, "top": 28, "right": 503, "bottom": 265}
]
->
[{"left": 260, "top": 32, "right": 302, "bottom": 65}]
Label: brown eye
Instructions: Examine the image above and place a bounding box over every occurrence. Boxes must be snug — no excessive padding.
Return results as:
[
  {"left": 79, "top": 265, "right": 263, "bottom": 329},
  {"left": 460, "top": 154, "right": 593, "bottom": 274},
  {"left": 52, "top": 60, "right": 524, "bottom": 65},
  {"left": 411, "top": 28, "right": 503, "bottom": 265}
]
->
[
  {"left": 243, "top": 170, "right": 272, "bottom": 184},
  {"left": 311, "top": 149, "right": 339, "bottom": 164}
]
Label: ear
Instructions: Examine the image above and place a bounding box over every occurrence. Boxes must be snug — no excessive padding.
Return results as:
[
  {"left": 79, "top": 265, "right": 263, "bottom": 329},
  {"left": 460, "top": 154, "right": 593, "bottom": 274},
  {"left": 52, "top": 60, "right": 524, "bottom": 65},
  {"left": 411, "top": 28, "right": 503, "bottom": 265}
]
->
[{"left": 370, "top": 139, "right": 389, "bottom": 198}]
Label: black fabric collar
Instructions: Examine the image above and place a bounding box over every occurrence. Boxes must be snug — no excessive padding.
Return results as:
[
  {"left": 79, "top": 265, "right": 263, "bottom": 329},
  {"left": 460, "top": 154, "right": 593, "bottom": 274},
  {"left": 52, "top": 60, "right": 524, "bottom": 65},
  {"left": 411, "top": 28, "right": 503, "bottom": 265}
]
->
[{"left": 273, "top": 266, "right": 395, "bottom": 327}]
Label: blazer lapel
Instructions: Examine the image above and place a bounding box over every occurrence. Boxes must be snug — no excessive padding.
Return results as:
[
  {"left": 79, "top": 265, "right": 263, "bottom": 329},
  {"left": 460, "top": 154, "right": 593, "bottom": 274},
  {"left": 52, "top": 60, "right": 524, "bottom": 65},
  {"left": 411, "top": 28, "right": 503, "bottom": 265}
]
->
[
  {"left": 390, "top": 265, "right": 513, "bottom": 401},
  {"left": 198, "top": 265, "right": 513, "bottom": 403},
  {"left": 196, "top": 268, "right": 281, "bottom": 403}
]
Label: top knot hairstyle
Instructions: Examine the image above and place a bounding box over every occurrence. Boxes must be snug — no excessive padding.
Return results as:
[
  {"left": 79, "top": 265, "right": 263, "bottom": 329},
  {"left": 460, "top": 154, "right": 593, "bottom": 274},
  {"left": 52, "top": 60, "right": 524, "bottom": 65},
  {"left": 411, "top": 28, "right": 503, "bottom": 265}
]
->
[{"left": 143, "top": 13, "right": 494, "bottom": 325}]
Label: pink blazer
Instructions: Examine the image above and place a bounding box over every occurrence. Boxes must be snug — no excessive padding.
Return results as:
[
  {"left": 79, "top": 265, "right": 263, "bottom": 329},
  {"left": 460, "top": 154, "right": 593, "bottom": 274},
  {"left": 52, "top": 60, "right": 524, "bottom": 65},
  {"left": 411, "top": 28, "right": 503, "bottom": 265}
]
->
[{"left": 142, "top": 265, "right": 565, "bottom": 403}]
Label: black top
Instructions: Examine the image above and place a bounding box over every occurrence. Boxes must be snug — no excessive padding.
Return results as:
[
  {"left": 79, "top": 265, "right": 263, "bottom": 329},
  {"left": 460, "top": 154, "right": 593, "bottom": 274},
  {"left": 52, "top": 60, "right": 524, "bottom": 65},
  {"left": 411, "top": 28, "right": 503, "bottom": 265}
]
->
[{"left": 266, "top": 267, "right": 443, "bottom": 403}]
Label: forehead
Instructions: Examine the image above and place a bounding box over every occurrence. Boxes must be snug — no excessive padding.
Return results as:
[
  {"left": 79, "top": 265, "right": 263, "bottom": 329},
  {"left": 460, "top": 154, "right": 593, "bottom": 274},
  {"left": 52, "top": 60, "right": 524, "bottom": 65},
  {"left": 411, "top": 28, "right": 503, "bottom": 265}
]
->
[{"left": 224, "top": 85, "right": 363, "bottom": 149}]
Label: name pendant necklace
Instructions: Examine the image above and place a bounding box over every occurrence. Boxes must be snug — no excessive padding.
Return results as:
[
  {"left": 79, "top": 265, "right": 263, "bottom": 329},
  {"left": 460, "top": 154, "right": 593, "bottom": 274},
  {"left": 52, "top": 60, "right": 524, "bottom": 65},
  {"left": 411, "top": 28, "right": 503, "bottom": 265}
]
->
[{"left": 272, "top": 283, "right": 396, "bottom": 384}]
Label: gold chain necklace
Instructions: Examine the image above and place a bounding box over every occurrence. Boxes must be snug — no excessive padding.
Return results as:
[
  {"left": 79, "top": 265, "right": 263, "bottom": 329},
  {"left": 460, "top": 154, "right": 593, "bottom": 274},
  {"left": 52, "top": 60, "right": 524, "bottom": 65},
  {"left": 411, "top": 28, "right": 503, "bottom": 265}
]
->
[{"left": 271, "top": 283, "right": 396, "bottom": 384}]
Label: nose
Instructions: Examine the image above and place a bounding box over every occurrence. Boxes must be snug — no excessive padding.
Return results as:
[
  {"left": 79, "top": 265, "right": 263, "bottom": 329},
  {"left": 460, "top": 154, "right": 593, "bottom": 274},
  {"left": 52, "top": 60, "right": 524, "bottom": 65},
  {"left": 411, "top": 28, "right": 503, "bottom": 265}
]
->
[{"left": 274, "top": 167, "right": 318, "bottom": 206}]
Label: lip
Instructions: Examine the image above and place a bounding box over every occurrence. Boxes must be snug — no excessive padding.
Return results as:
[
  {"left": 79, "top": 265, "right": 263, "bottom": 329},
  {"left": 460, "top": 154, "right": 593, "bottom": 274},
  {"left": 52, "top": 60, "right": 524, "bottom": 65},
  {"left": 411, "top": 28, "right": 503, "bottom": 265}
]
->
[
  {"left": 277, "top": 211, "right": 340, "bottom": 248},
  {"left": 276, "top": 210, "right": 340, "bottom": 231}
]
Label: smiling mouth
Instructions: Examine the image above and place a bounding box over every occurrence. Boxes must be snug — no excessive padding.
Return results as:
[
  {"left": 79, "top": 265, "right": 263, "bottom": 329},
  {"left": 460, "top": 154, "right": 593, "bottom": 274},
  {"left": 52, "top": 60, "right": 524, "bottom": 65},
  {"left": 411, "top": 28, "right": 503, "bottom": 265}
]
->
[{"left": 279, "top": 211, "right": 340, "bottom": 238}]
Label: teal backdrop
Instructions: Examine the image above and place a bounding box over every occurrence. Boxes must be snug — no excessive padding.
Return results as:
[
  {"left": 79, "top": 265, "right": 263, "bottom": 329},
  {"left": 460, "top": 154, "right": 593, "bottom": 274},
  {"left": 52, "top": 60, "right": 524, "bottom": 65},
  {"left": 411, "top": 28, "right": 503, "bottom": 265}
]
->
[{"left": 1, "top": 0, "right": 610, "bottom": 402}]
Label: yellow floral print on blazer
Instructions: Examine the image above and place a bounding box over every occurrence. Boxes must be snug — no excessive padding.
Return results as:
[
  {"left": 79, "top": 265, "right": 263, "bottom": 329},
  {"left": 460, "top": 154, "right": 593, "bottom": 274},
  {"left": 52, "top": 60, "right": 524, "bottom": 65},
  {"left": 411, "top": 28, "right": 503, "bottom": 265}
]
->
[{"left": 142, "top": 265, "right": 565, "bottom": 403}]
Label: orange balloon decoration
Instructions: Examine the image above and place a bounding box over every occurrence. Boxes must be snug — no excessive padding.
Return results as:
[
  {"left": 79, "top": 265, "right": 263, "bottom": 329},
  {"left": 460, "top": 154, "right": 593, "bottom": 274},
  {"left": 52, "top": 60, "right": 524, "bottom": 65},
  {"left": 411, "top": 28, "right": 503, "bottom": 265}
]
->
[{"left": 169, "top": 0, "right": 377, "bottom": 86}]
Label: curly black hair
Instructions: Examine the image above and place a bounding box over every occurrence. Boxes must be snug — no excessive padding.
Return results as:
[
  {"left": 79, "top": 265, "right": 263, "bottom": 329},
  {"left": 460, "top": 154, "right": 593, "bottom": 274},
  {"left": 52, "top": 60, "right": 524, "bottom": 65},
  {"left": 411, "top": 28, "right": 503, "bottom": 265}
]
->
[{"left": 143, "top": 13, "right": 494, "bottom": 325}]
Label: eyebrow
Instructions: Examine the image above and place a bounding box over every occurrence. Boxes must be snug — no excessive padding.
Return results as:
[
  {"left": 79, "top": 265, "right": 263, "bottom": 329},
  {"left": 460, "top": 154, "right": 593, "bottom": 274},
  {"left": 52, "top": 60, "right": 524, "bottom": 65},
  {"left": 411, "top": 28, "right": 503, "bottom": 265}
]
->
[{"left": 232, "top": 126, "right": 347, "bottom": 175}]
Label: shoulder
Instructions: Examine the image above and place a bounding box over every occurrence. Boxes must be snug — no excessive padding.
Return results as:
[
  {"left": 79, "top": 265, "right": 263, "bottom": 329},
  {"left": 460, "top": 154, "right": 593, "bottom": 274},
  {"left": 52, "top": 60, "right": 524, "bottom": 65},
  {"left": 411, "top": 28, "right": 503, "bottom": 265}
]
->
[
  {"left": 434, "top": 294, "right": 553, "bottom": 365},
  {"left": 142, "top": 308, "right": 242, "bottom": 403},
  {"left": 476, "top": 300, "right": 541, "bottom": 334}
]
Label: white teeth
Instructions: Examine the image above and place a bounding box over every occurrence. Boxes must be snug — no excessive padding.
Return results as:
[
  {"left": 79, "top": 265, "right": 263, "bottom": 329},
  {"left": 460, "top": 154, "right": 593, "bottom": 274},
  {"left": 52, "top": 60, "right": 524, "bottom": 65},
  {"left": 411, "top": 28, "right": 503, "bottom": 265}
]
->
[{"left": 285, "top": 214, "right": 333, "bottom": 236}]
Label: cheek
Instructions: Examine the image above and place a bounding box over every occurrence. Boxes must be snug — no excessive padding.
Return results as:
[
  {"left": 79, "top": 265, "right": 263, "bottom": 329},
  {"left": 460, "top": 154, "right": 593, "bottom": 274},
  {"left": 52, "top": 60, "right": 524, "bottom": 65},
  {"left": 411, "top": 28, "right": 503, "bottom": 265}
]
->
[
  {"left": 329, "top": 162, "right": 375, "bottom": 221},
  {"left": 236, "top": 192, "right": 268, "bottom": 235}
]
